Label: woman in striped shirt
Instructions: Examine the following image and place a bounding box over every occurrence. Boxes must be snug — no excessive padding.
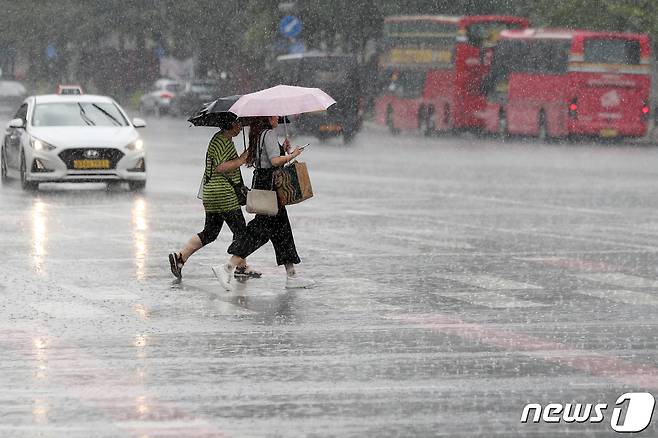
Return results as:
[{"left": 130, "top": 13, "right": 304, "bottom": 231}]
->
[{"left": 168, "top": 116, "right": 259, "bottom": 280}]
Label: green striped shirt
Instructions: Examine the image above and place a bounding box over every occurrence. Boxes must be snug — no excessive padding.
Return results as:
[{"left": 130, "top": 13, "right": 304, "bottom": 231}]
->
[{"left": 202, "top": 133, "right": 242, "bottom": 213}]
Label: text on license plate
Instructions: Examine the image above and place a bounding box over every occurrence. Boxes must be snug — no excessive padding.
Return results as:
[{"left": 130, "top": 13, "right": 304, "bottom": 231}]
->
[
  {"left": 600, "top": 129, "right": 618, "bottom": 138},
  {"left": 73, "top": 159, "right": 110, "bottom": 169}
]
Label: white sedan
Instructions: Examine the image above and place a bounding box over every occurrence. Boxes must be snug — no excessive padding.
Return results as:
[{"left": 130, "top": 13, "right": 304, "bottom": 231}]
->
[{"left": 1, "top": 94, "right": 147, "bottom": 191}]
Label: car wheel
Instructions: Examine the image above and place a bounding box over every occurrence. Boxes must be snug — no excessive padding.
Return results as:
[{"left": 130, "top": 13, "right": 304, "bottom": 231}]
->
[
  {"left": 129, "top": 180, "right": 146, "bottom": 191},
  {"left": 20, "top": 152, "right": 38, "bottom": 191},
  {"left": 1, "top": 146, "right": 9, "bottom": 183}
]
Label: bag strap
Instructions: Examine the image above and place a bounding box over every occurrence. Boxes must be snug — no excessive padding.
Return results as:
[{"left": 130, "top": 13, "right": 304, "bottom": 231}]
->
[
  {"left": 203, "top": 149, "right": 211, "bottom": 185},
  {"left": 218, "top": 172, "right": 242, "bottom": 188},
  {"left": 204, "top": 136, "right": 244, "bottom": 187},
  {"left": 256, "top": 129, "right": 269, "bottom": 170}
]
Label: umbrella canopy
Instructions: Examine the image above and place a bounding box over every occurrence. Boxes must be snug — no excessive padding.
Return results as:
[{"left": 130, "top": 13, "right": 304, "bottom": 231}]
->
[
  {"left": 228, "top": 85, "right": 336, "bottom": 117},
  {"left": 187, "top": 95, "right": 241, "bottom": 127}
]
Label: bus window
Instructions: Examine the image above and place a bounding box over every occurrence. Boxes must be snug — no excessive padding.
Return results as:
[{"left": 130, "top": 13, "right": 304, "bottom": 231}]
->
[
  {"left": 584, "top": 38, "right": 641, "bottom": 65},
  {"left": 490, "top": 40, "right": 570, "bottom": 75},
  {"left": 483, "top": 39, "right": 569, "bottom": 96},
  {"left": 532, "top": 41, "right": 570, "bottom": 73},
  {"left": 467, "top": 22, "right": 525, "bottom": 48},
  {"left": 487, "top": 40, "right": 530, "bottom": 81},
  {"left": 384, "top": 21, "right": 458, "bottom": 49},
  {"left": 385, "top": 70, "right": 425, "bottom": 98}
]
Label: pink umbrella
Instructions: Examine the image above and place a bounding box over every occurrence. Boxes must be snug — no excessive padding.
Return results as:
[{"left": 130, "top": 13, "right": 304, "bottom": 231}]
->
[{"left": 228, "top": 85, "right": 336, "bottom": 117}]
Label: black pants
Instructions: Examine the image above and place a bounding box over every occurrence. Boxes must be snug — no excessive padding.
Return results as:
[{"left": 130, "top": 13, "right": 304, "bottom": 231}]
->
[
  {"left": 197, "top": 209, "right": 246, "bottom": 247},
  {"left": 228, "top": 169, "right": 300, "bottom": 266}
]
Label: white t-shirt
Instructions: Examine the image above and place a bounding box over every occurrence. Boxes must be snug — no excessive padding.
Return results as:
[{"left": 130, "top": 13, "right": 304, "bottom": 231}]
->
[{"left": 256, "top": 130, "right": 281, "bottom": 169}]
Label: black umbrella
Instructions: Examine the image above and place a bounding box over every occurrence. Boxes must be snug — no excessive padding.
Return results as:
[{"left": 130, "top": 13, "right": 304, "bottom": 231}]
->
[
  {"left": 187, "top": 95, "right": 241, "bottom": 127},
  {"left": 188, "top": 94, "right": 291, "bottom": 128}
]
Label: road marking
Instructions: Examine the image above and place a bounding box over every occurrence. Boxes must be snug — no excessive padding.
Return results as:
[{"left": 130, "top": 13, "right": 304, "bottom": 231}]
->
[
  {"left": 435, "top": 291, "right": 548, "bottom": 308},
  {"left": 429, "top": 218, "right": 658, "bottom": 252},
  {"left": 575, "top": 289, "right": 658, "bottom": 306},
  {"left": 30, "top": 302, "right": 109, "bottom": 318},
  {"left": 517, "top": 256, "right": 612, "bottom": 272},
  {"left": 0, "top": 329, "right": 231, "bottom": 438},
  {"left": 439, "top": 274, "right": 543, "bottom": 290},
  {"left": 383, "top": 314, "right": 658, "bottom": 390},
  {"left": 575, "top": 273, "right": 658, "bottom": 288}
]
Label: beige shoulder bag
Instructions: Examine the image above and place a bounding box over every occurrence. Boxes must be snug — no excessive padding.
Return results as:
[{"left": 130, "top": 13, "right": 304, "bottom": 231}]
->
[{"left": 245, "top": 130, "right": 278, "bottom": 215}]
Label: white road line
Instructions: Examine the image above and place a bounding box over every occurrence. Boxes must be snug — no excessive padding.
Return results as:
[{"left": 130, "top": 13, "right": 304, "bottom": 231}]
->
[
  {"left": 575, "top": 289, "right": 658, "bottom": 306},
  {"left": 439, "top": 274, "right": 543, "bottom": 290},
  {"left": 575, "top": 273, "right": 658, "bottom": 288},
  {"left": 30, "top": 302, "right": 109, "bottom": 318},
  {"left": 435, "top": 291, "right": 548, "bottom": 308}
]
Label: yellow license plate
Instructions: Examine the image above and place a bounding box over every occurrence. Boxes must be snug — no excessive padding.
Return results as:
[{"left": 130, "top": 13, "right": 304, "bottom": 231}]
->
[
  {"left": 319, "top": 124, "right": 342, "bottom": 132},
  {"left": 600, "top": 129, "right": 618, "bottom": 138},
  {"left": 73, "top": 159, "right": 110, "bottom": 169}
]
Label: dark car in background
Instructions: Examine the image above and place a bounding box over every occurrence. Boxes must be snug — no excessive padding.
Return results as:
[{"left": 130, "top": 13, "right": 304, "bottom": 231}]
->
[
  {"left": 268, "top": 52, "right": 363, "bottom": 143},
  {"left": 0, "top": 80, "right": 28, "bottom": 114},
  {"left": 170, "top": 80, "right": 221, "bottom": 117}
]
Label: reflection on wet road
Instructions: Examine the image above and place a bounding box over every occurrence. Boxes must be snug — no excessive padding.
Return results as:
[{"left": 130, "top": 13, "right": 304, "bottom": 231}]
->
[
  {"left": 31, "top": 200, "right": 47, "bottom": 275},
  {"left": 1, "top": 117, "right": 658, "bottom": 436}
]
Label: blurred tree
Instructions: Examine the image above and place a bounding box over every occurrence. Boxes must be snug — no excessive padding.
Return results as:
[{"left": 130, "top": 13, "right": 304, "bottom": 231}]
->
[
  {"left": 534, "top": 0, "right": 658, "bottom": 39},
  {"left": 0, "top": 0, "right": 656, "bottom": 100}
]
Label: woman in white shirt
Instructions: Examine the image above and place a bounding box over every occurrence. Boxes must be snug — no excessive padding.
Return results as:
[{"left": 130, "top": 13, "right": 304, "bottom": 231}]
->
[{"left": 212, "top": 116, "right": 315, "bottom": 290}]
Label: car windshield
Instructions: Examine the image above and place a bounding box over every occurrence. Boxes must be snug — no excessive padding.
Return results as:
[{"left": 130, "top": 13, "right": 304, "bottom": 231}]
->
[
  {"left": 165, "top": 83, "right": 181, "bottom": 92},
  {"left": 0, "top": 81, "right": 27, "bottom": 96},
  {"left": 32, "top": 102, "right": 128, "bottom": 127}
]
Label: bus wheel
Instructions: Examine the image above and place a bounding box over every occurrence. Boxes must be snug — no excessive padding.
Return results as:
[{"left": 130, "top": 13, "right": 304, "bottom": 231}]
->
[
  {"left": 498, "top": 110, "right": 508, "bottom": 138},
  {"left": 423, "top": 106, "right": 436, "bottom": 136},
  {"left": 417, "top": 105, "right": 426, "bottom": 131},
  {"left": 386, "top": 107, "right": 399, "bottom": 135},
  {"left": 538, "top": 110, "right": 548, "bottom": 141},
  {"left": 440, "top": 105, "right": 452, "bottom": 134}
]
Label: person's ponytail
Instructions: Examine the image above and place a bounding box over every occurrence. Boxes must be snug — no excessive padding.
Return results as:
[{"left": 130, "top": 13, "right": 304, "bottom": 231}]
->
[{"left": 245, "top": 117, "right": 272, "bottom": 167}]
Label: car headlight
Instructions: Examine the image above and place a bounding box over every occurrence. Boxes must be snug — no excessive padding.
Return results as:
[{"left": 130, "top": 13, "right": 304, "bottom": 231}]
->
[
  {"left": 126, "top": 139, "right": 144, "bottom": 151},
  {"left": 31, "top": 138, "right": 56, "bottom": 151}
]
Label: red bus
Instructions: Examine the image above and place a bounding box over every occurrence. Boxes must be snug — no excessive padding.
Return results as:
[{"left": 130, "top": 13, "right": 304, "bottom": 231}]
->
[
  {"left": 481, "top": 29, "right": 652, "bottom": 139},
  {"left": 375, "top": 15, "right": 529, "bottom": 135}
]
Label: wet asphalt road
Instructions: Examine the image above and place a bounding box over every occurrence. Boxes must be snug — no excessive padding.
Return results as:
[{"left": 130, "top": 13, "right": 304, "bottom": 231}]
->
[{"left": 1, "top": 116, "right": 658, "bottom": 437}]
